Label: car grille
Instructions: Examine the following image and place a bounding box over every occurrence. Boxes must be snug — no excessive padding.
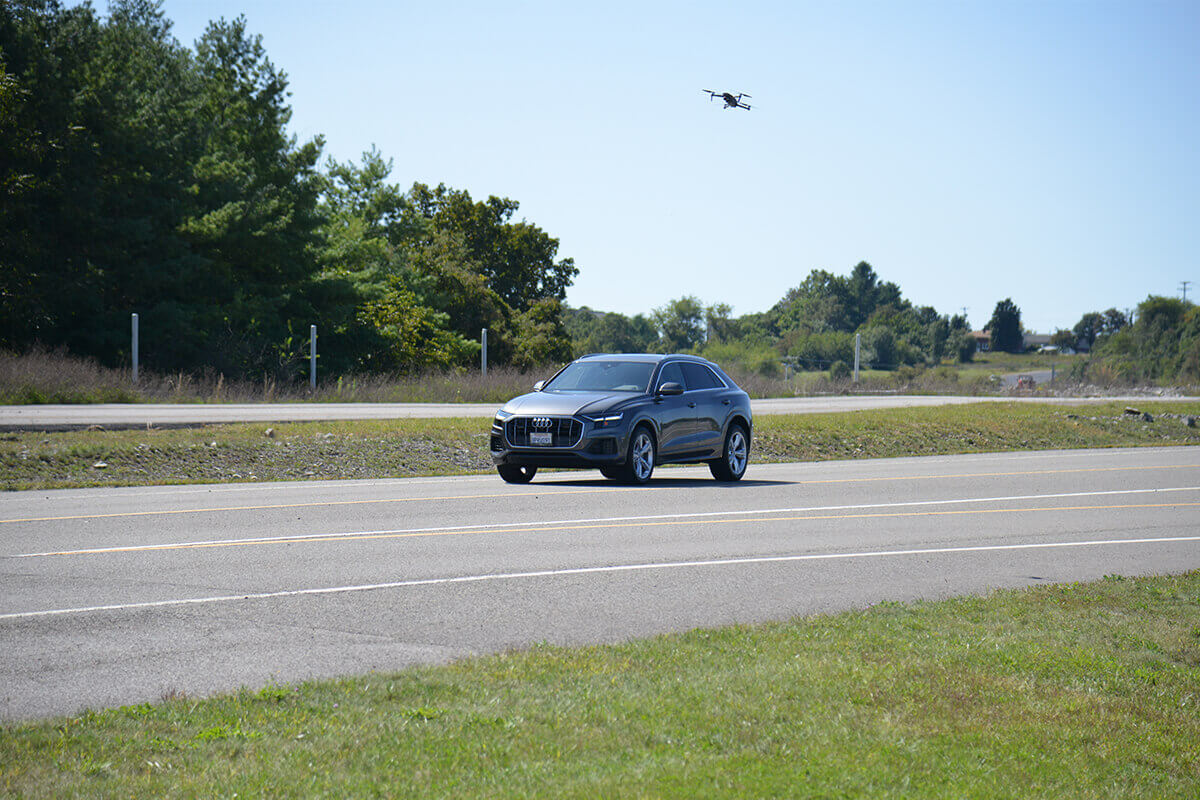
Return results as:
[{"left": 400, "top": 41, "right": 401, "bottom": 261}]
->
[{"left": 505, "top": 416, "right": 583, "bottom": 448}]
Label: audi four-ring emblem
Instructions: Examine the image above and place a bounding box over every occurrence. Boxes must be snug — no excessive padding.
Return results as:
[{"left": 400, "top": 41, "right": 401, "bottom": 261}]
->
[{"left": 531, "top": 417, "right": 553, "bottom": 429}]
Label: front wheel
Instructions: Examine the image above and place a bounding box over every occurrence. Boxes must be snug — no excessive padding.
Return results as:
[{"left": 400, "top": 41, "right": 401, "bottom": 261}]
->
[
  {"left": 617, "top": 427, "right": 656, "bottom": 484},
  {"left": 709, "top": 423, "right": 749, "bottom": 482},
  {"left": 498, "top": 464, "right": 537, "bottom": 484}
]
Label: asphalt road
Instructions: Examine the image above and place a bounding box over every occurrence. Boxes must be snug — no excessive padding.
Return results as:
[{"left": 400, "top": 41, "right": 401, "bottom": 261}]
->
[
  {"left": 3, "top": 446, "right": 1199, "bottom": 721},
  {"left": 0, "top": 394, "right": 1188, "bottom": 430}
]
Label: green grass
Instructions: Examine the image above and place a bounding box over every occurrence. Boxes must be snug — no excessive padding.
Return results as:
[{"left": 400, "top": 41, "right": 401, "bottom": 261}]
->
[
  {"left": 3, "top": 573, "right": 1198, "bottom": 797},
  {"left": 2, "top": 401, "right": 1198, "bottom": 490}
]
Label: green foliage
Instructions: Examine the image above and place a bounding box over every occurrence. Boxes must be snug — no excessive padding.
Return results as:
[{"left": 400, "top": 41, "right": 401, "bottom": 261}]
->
[
  {"left": 0, "top": 3, "right": 579, "bottom": 380},
  {"left": 0, "top": 1, "right": 327, "bottom": 379},
  {"left": 1051, "top": 329, "right": 1077, "bottom": 351},
  {"left": 509, "top": 298, "right": 573, "bottom": 369},
  {"left": 781, "top": 330, "right": 853, "bottom": 370},
  {"left": 652, "top": 295, "right": 706, "bottom": 352},
  {"left": 1072, "top": 311, "right": 1104, "bottom": 350},
  {"left": 701, "top": 340, "right": 780, "bottom": 377},
  {"left": 405, "top": 182, "right": 577, "bottom": 312},
  {"left": 563, "top": 307, "right": 657, "bottom": 357},
  {"left": 828, "top": 359, "right": 851, "bottom": 380},
  {"left": 952, "top": 329, "right": 977, "bottom": 363},
  {"left": 1083, "top": 296, "right": 1199, "bottom": 384},
  {"left": 986, "top": 298, "right": 1023, "bottom": 353},
  {"left": 358, "top": 282, "right": 477, "bottom": 372}
]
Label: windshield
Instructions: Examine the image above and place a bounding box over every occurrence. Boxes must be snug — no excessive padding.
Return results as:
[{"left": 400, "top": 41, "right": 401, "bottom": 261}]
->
[{"left": 544, "top": 360, "right": 654, "bottom": 393}]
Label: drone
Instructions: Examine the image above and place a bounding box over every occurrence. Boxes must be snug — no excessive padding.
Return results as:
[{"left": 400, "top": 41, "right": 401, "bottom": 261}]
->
[{"left": 703, "top": 89, "right": 752, "bottom": 110}]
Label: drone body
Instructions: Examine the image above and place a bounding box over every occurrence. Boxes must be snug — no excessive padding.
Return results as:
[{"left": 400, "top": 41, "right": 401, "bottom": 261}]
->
[{"left": 703, "top": 89, "right": 752, "bottom": 110}]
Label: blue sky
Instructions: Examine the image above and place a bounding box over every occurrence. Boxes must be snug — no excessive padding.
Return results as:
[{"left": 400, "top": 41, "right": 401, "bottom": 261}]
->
[{"left": 154, "top": 0, "right": 1197, "bottom": 333}]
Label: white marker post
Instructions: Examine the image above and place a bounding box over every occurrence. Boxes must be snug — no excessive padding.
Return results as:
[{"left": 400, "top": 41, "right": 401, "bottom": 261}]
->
[
  {"left": 481, "top": 328, "right": 488, "bottom": 378},
  {"left": 853, "top": 333, "right": 861, "bottom": 382},
  {"left": 131, "top": 313, "right": 139, "bottom": 384},
  {"left": 309, "top": 325, "right": 317, "bottom": 390}
]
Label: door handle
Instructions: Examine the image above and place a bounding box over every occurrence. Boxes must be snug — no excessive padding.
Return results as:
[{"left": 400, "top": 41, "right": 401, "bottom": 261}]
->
[
  {"left": 722, "top": 399, "right": 731, "bottom": 405},
  {"left": 687, "top": 402, "right": 697, "bottom": 408}
]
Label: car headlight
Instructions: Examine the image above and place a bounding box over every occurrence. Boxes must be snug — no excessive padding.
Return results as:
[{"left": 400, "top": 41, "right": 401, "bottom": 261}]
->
[
  {"left": 493, "top": 409, "right": 512, "bottom": 430},
  {"left": 587, "top": 412, "right": 623, "bottom": 429}
]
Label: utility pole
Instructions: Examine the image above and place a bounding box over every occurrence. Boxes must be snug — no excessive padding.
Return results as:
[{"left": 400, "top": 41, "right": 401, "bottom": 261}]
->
[{"left": 1181, "top": 281, "right": 1193, "bottom": 302}]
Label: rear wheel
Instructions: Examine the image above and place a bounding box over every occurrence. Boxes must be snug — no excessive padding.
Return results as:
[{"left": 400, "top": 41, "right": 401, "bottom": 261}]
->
[
  {"left": 497, "top": 464, "right": 537, "bottom": 484},
  {"left": 709, "top": 423, "right": 749, "bottom": 481},
  {"left": 599, "top": 466, "right": 622, "bottom": 480},
  {"left": 617, "top": 427, "right": 656, "bottom": 484}
]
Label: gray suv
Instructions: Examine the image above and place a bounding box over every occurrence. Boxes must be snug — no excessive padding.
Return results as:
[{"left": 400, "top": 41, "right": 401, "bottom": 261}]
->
[{"left": 490, "top": 353, "right": 752, "bottom": 484}]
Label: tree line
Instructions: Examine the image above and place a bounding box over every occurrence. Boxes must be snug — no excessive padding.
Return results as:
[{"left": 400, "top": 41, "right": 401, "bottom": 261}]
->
[
  {"left": 1, "top": 0, "right": 577, "bottom": 379},
  {"left": 4, "top": 2, "right": 1193, "bottom": 386}
]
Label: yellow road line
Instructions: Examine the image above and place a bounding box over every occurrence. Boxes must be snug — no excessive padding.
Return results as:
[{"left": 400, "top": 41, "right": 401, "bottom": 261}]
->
[
  {"left": 4, "top": 463, "right": 1198, "bottom": 525},
  {"left": 27, "top": 501, "right": 1200, "bottom": 556}
]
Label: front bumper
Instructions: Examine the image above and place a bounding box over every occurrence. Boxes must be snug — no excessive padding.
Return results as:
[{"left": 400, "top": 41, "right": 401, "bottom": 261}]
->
[{"left": 490, "top": 414, "right": 628, "bottom": 469}]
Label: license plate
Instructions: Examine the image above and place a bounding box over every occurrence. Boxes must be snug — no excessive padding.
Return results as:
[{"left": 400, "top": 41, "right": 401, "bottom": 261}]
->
[{"left": 530, "top": 432, "right": 553, "bottom": 446}]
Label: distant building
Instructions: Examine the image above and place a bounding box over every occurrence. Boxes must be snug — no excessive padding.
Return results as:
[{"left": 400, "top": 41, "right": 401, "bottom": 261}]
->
[
  {"left": 1023, "top": 333, "right": 1051, "bottom": 351},
  {"left": 971, "top": 330, "right": 991, "bottom": 352}
]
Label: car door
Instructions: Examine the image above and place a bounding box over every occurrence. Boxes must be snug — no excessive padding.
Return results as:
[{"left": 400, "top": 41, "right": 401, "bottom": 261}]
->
[
  {"left": 652, "top": 362, "right": 691, "bottom": 457},
  {"left": 681, "top": 362, "right": 725, "bottom": 455}
]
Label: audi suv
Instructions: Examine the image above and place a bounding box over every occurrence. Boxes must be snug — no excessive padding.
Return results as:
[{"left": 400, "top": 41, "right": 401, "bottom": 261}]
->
[{"left": 490, "top": 353, "right": 752, "bottom": 484}]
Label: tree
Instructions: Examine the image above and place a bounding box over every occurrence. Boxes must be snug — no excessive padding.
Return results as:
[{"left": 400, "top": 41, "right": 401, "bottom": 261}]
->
[
  {"left": 1101, "top": 308, "right": 1129, "bottom": 335},
  {"left": 510, "top": 298, "right": 573, "bottom": 368},
  {"left": 952, "top": 330, "right": 977, "bottom": 363},
  {"left": 861, "top": 326, "right": 897, "bottom": 369},
  {"left": 1072, "top": 312, "right": 1104, "bottom": 351},
  {"left": 1050, "top": 329, "right": 1077, "bottom": 351},
  {"left": 653, "top": 296, "right": 706, "bottom": 352},
  {"left": 986, "top": 299, "right": 1023, "bottom": 353},
  {"left": 0, "top": 2, "right": 328, "bottom": 379},
  {"left": 404, "top": 182, "right": 577, "bottom": 312}
]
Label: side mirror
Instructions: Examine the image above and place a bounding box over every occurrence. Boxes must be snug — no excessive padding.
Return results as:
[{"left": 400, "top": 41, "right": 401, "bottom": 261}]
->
[
  {"left": 657, "top": 382, "right": 684, "bottom": 396},
  {"left": 533, "top": 380, "right": 545, "bottom": 391}
]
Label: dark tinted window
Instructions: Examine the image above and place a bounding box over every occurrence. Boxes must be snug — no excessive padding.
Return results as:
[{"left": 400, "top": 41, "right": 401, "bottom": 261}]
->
[
  {"left": 681, "top": 363, "right": 724, "bottom": 390},
  {"left": 657, "top": 362, "right": 685, "bottom": 389},
  {"left": 545, "top": 361, "right": 654, "bottom": 392}
]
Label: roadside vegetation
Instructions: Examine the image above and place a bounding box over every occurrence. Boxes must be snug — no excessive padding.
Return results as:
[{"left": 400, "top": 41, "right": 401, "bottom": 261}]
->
[
  {"left": 8, "top": 5, "right": 1198, "bottom": 394},
  {"left": 4, "top": 571, "right": 1197, "bottom": 797},
  {"left": 0, "top": 347, "right": 1181, "bottom": 408},
  {"left": 2, "top": 402, "right": 1198, "bottom": 491}
]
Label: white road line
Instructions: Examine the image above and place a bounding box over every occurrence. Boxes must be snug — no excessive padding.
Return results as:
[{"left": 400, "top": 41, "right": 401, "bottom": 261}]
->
[
  {"left": 4, "top": 534, "right": 1199, "bottom": 621},
  {"left": 13, "top": 486, "right": 1200, "bottom": 558}
]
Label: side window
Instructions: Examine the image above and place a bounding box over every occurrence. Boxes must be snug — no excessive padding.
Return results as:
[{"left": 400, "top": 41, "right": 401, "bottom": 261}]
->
[
  {"left": 681, "top": 363, "right": 723, "bottom": 390},
  {"left": 657, "top": 362, "right": 686, "bottom": 390}
]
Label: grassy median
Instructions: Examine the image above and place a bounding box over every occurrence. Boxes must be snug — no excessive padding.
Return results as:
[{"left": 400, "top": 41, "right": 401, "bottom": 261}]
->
[
  {"left": 3, "top": 572, "right": 1198, "bottom": 797},
  {"left": 2, "top": 401, "right": 1199, "bottom": 490}
]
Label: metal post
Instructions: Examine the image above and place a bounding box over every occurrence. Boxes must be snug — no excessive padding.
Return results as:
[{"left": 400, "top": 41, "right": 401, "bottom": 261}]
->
[
  {"left": 131, "top": 313, "right": 139, "bottom": 384},
  {"left": 309, "top": 325, "right": 317, "bottom": 389},
  {"left": 853, "top": 333, "right": 861, "bottom": 382},
  {"left": 1051, "top": 363, "right": 1056, "bottom": 384},
  {"left": 481, "top": 328, "right": 488, "bottom": 378}
]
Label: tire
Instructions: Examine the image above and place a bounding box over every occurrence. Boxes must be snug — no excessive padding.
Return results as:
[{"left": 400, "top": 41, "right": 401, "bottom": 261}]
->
[
  {"left": 599, "top": 466, "right": 622, "bottom": 480},
  {"left": 709, "top": 423, "right": 749, "bottom": 482},
  {"left": 617, "top": 426, "right": 656, "bottom": 485},
  {"left": 497, "top": 464, "right": 537, "bottom": 484}
]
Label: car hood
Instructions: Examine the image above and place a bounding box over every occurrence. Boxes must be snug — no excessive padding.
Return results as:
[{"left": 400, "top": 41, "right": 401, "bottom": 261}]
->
[{"left": 501, "top": 391, "right": 632, "bottom": 417}]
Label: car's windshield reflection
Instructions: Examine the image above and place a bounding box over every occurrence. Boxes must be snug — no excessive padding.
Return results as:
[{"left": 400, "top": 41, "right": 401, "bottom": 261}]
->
[{"left": 544, "top": 361, "right": 654, "bottom": 393}]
